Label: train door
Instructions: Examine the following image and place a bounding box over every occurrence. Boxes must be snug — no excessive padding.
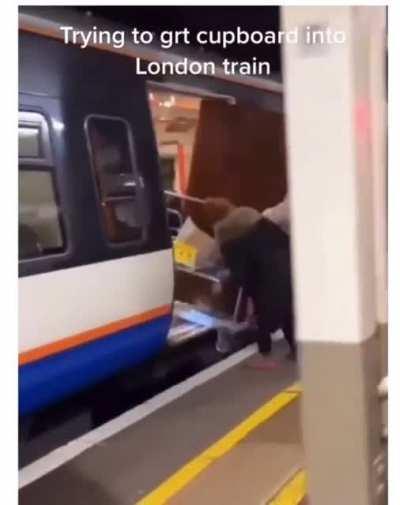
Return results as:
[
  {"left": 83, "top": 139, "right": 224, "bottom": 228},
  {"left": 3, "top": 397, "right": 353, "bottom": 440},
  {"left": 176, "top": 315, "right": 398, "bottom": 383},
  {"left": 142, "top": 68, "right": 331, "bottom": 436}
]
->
[
  {"left": 148, "top": 81, "right": 289, "bottom": 347},
  {"left": 148, "top": 86, "right": 243, "bottom": 344},
  {"left": 67, "top": 63, "right": 169, "bottom": 260}
]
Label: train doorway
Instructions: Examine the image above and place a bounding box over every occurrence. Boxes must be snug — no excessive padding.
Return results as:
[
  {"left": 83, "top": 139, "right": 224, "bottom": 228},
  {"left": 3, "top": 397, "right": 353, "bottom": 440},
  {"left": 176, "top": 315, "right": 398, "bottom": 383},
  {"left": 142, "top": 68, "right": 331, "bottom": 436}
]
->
[{"left": 147, "top": 82, "right": 289, "bottom": 353}]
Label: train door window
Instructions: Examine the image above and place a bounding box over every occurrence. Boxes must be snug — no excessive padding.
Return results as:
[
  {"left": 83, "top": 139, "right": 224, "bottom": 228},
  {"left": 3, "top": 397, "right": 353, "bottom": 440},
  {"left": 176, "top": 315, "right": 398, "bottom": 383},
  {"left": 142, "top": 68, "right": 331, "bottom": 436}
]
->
[
  {"left": 18, "top": 112, "right": 65, "bottom": 260},
  {"left": 85, "top": 116, "right": 144, "bottom": 244}
]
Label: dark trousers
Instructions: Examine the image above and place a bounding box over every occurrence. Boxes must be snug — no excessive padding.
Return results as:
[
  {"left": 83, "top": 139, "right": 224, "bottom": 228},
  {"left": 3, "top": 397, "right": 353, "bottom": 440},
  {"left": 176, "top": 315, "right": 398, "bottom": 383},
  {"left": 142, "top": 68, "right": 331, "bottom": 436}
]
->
[
  {"left": 253, "top": 299, "right": 296, "bottom": 355},
  {"left": 221, "top": 218, "right": 296, "bottom": 356},
  {"left": 255, "top": 301, "right": 295, "bottom": 355}
]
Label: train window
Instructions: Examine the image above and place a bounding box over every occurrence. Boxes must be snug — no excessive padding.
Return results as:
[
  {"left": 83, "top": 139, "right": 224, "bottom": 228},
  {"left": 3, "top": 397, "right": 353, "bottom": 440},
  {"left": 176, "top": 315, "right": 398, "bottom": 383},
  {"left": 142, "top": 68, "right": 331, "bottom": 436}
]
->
[
  {"left": 85, "top": 115, "right": 144, "bottom": 243},
  {"left": 19, "top": 171, "right": 64, "bottom": 259},
  {"left": 18, "top": 113, "right": 65, "bottom": 260},
  {"left": 19, "top": 127, "right": 41, "bottom": 158}
]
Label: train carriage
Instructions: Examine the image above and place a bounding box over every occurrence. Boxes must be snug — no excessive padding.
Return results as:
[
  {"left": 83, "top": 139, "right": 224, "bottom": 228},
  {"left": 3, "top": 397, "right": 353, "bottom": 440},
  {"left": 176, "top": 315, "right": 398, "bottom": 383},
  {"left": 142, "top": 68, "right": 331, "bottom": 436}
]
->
[
  {"left": 19, "top": 26, "right": 174, "bottom": 415},
  {"left": 18, "top": 7, "right": 285, "bottom": 416}
]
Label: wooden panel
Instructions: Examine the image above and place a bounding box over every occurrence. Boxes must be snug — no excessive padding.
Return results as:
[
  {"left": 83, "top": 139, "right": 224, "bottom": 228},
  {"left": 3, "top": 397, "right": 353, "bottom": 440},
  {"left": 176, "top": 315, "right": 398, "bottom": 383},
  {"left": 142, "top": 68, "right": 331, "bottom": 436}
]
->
[{"left": 186, "top": 100, "right": 287, "bottom": 235}]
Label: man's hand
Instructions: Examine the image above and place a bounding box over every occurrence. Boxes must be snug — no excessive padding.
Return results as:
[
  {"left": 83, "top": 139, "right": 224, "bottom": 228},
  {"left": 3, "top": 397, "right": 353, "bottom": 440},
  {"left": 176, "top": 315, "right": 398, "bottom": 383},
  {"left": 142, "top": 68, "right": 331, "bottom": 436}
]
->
[{"left": 204, "top": 197, "right": 236, "bottom": 226}]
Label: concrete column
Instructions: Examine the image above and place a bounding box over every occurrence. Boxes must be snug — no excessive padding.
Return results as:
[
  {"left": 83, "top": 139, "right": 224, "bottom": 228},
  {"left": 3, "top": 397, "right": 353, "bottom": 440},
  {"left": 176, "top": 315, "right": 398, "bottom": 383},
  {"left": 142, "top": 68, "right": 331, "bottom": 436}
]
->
[{"left": 282, "top": 7, "right": 387, "bottom": 504}]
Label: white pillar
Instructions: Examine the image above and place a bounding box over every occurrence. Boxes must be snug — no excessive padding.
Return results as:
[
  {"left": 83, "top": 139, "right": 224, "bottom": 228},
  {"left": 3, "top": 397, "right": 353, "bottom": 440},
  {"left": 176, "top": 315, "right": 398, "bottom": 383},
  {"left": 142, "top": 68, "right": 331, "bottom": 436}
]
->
[{"left": 282, "top": 7, "right": 387, "bottom": 504}]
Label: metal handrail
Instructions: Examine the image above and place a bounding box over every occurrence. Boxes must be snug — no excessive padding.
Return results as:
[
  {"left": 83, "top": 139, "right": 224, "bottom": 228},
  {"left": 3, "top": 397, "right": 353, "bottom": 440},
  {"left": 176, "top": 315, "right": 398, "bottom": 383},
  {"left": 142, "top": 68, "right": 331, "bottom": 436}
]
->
[{"left": 164, "top": 190, "right": 206, "bottom": 205}]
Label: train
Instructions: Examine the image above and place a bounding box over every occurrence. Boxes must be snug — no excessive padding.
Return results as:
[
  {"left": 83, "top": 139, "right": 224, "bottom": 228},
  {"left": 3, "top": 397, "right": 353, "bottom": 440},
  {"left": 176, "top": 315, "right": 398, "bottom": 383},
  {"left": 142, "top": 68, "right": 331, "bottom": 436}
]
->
[{"left": 18, "top": 7, "right": 285, "bottom": 416}]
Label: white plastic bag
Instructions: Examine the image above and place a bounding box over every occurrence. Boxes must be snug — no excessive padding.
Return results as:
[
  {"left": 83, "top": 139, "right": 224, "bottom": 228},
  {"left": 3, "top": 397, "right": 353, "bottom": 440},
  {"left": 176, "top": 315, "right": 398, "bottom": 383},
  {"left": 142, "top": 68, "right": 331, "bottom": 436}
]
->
[{"left": 176, "top": 217, "right": 221, "bottom": 269}]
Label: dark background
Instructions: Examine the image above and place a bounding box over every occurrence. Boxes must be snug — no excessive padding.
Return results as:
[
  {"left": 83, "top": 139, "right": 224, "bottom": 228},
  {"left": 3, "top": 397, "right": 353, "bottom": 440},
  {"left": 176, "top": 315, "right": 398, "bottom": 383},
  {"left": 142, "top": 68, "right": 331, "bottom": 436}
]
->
[{"left": 74, "top": 6, "right": 282, "bottom": 74}]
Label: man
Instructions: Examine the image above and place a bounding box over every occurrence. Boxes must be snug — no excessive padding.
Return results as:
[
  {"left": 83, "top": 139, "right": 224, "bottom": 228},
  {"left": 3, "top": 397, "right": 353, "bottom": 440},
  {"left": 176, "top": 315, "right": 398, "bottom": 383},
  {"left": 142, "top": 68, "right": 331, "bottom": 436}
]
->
[{"left": 204, "top": 195, "right": 295, "bottom": 363}]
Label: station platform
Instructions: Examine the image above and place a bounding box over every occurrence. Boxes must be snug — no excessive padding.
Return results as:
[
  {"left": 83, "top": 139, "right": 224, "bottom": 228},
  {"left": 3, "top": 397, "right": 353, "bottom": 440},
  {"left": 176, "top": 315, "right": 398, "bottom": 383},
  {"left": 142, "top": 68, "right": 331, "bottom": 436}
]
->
[{"left": 19, "top": 342, "right": 307, "bottom": 505}]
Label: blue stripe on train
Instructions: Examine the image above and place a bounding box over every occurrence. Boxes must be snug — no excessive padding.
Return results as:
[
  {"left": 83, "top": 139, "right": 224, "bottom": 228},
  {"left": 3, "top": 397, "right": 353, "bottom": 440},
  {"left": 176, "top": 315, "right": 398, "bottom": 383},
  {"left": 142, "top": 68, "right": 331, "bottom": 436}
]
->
[{"left": 19, "top": 314, "right": 172, "bottom": 416}]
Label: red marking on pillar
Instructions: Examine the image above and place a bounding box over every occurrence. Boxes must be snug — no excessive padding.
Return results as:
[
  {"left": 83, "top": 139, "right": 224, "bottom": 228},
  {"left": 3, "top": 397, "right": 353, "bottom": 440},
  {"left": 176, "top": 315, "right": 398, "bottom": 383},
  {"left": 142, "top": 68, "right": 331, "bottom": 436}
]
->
[{"left": 355, "top": 99, "right": 371, "bottom": 144}]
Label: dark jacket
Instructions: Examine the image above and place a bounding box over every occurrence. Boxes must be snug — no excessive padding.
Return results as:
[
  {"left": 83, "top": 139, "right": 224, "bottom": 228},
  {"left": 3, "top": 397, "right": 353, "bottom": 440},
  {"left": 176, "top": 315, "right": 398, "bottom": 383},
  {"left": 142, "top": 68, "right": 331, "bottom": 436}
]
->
[{"left": 220, "top": 217, "right": 293, "bottom": 332}]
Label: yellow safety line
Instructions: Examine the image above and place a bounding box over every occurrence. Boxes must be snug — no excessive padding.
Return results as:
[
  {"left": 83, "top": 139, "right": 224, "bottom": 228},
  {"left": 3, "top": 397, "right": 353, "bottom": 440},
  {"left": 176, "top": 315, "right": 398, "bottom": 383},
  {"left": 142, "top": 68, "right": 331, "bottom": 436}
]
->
[
  {"left": 137, "top": 384, "right": 301, "bottom": 505},
  {"left": 268, "top": 470, "right": 307, "bottom": 505},
  {"left": 285, "top": 382, "right": 303, "bottom": 394}
]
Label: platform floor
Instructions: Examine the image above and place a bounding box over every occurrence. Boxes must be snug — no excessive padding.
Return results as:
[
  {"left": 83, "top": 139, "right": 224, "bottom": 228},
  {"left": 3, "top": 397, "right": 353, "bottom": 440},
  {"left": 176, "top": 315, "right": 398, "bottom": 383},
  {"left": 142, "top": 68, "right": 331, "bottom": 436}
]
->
[
  {"left": 166, "top": 400, "right": 303, "bottom": 505},
  {"left": 20, "top": 342, "right": 304, "bottom": 505}
]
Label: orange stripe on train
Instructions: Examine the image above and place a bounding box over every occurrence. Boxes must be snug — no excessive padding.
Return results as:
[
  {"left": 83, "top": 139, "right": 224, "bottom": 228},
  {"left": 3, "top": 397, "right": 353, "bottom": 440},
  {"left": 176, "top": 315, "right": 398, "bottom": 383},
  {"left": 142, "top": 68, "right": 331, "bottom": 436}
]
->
[{"left": 19, "top": 304, "right": 172, "bottom": 366}]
